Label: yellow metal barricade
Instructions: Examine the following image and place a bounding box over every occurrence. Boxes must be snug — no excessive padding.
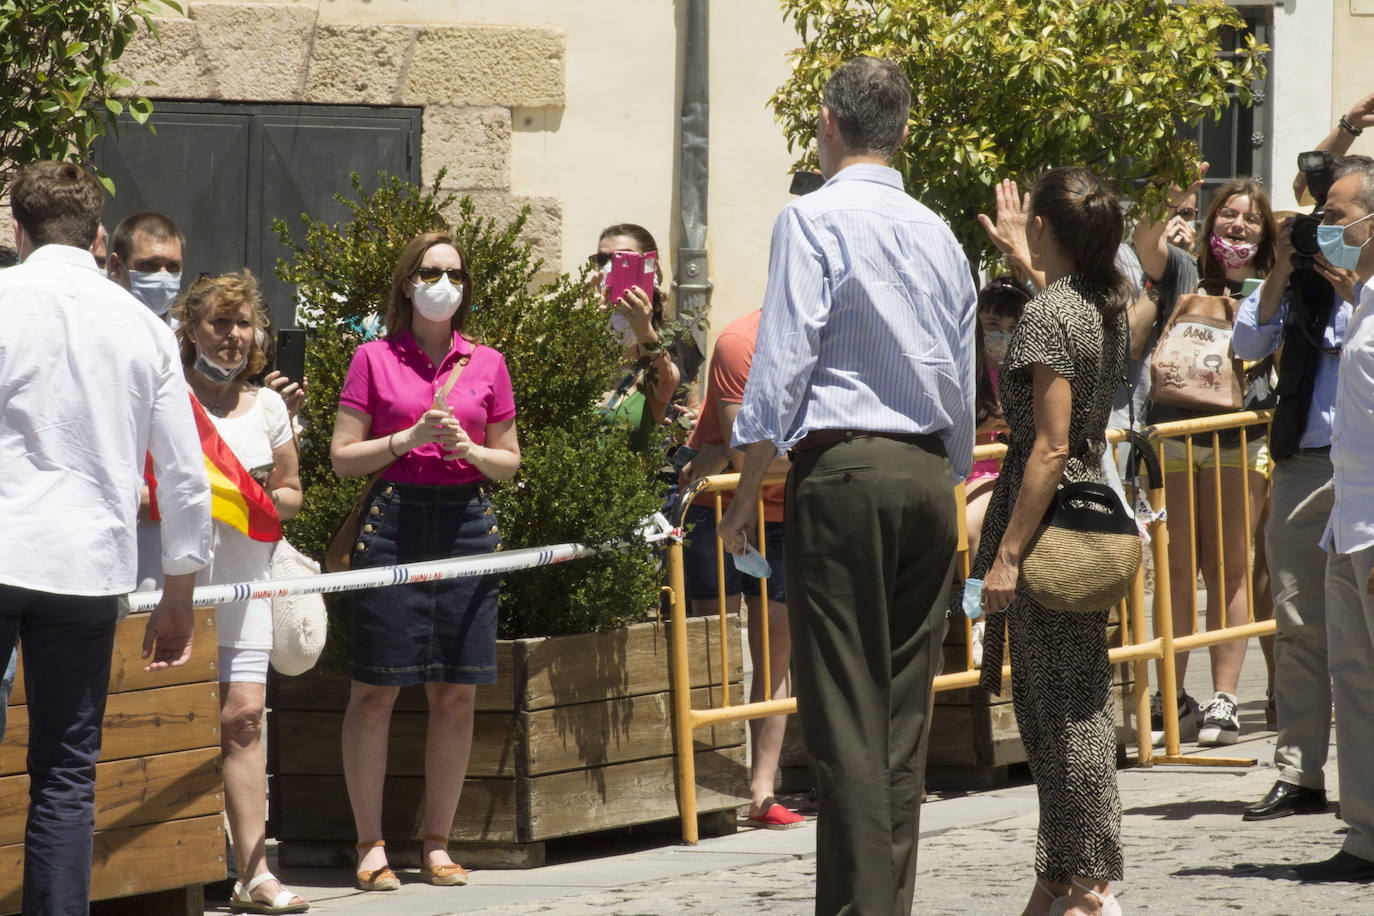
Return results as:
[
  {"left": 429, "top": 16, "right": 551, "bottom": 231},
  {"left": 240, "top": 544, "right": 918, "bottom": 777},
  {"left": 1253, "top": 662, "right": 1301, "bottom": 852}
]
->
[
  {"left": 1143, "top": 409, "right": 1275, "bottom": 766},
  {"left": 667, "top": 411, "right": 1276, "bottom": 843}
]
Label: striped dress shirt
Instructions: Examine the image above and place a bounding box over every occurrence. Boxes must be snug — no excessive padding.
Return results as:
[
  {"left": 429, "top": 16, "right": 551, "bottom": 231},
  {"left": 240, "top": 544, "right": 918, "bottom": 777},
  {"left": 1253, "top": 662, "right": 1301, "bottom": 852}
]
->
[{"left": 732, "top": 163, "right": 978, "bottom": 478}]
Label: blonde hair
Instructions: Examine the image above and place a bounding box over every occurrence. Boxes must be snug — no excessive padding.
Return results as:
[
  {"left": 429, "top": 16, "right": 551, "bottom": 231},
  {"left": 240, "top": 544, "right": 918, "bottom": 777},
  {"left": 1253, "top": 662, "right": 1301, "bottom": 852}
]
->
[{"left": 172, "top": 269, "right": 271, "bottom": 378}]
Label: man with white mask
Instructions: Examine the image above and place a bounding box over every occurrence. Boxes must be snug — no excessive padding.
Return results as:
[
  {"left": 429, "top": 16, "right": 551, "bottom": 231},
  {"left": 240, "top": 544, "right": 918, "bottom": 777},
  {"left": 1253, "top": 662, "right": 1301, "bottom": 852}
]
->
[{"left": 107, "top": 210, "right": 184, "bottom": 319}]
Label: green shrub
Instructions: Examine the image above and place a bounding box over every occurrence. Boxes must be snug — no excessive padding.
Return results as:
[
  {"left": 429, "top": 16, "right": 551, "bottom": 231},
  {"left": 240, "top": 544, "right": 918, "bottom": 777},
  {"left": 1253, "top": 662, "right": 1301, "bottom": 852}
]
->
[{"left": 275, "top": 174, "right": 668, "bottom": 652}]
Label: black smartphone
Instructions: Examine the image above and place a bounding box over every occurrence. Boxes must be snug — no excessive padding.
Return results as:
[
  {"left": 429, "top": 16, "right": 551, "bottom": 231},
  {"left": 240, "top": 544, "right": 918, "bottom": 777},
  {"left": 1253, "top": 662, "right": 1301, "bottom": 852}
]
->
[
  {"left": 274, "top": 328, "right": 307, "bottom": 386},
  {"left": 789, "top": 171, "right": 825, "bottom": 196}
]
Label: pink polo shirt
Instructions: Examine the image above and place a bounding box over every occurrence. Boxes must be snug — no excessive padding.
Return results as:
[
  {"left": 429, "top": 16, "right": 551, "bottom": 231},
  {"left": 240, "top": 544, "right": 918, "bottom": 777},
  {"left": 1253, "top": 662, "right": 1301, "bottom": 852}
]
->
[{"left": 339, "top": 330, "right": 517, "bottom": 486}]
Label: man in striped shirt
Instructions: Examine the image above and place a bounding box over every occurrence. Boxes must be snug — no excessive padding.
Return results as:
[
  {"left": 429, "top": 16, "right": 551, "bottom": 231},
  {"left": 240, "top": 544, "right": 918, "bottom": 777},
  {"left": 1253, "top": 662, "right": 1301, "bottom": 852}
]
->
[{"left": 718, "top": 56, "right": 976, "bottom": 915}]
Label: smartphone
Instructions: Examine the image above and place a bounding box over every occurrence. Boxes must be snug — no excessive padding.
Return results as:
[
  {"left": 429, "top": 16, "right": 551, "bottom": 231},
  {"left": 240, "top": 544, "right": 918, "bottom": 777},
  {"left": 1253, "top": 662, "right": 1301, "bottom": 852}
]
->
[
  {"left": 789, "top": 170, "right": 825, "bottom": 196},
  {"left": 274, "top": 328, "right": 307, "bottom": 386},
  {"left": 1240, "top": 277, "right": 1263, "bottom": 298},
  {"left": 606, "top": 250, "right": 657, "bottom": 306}
]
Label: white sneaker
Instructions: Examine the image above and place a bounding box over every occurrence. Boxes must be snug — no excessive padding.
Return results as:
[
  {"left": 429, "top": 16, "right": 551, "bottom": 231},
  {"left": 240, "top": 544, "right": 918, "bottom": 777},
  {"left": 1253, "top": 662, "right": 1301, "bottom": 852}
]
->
[{"left": 1198, "top": 691, "right": 1240, "bottom": 746}]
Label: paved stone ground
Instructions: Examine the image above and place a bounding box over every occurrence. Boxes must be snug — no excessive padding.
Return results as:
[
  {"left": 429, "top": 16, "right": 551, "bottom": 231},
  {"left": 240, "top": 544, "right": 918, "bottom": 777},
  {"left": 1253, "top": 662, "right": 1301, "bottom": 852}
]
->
[{"left": 218, "top": 625, "right": 1363, "bottom": 915}]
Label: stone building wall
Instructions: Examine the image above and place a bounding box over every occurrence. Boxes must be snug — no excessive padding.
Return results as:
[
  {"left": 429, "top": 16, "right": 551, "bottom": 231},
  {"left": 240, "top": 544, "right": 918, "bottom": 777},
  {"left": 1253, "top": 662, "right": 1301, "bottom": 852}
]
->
[{"left": 116, "top": 1, "right": 566, "bottom": 272}]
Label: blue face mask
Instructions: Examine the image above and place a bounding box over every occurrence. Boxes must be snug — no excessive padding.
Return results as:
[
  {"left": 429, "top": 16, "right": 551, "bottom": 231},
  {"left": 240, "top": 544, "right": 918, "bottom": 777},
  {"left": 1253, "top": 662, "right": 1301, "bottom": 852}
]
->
[{"left": 1317, "top": 212, "right": 1374, "bottom": 271}]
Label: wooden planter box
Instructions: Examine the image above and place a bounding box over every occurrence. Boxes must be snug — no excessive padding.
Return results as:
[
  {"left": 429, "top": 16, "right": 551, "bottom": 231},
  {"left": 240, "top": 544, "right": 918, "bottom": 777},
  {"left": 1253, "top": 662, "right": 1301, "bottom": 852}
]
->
[
  {"left": 271, "top": 616, "right": 747, "bottom": 869},
  {"left": 0, "top": 609, "right": 225, "bottom": 915}
]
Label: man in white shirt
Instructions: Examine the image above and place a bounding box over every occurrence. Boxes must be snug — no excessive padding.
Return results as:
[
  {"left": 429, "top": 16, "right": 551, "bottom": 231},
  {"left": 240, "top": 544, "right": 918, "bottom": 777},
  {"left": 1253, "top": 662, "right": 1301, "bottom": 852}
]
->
[
  {"left": 1295, "top": 157, "right": 1374, "bottom": 882},
  {"left": 0, "top": 160, "right": 212, "bottom": 911}
]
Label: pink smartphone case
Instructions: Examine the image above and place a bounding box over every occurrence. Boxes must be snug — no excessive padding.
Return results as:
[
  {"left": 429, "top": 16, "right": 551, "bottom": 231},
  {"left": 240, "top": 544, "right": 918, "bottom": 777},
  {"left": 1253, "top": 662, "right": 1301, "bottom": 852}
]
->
[{"left": 607, "top": 250, "right": 657, "bottom": 305}]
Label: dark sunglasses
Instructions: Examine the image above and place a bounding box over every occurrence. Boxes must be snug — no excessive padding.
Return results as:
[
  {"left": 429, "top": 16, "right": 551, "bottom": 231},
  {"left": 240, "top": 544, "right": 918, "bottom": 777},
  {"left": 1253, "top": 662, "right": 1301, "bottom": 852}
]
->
[
  {"left": 415, "top": 266, "right": 469, "bottom": 285},
  {"left": 588, "top": 251, "right": 613, "bottom": 269},
  {"left": 1171, "top": 206, "right": 1199, "bottom": 223}
]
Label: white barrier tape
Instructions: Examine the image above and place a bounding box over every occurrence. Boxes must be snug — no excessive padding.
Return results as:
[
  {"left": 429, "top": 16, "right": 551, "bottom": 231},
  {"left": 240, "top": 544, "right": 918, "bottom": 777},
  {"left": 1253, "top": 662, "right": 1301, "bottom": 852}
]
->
[{"left": 128, "top": 511, "right": 679, "bottom": 612}]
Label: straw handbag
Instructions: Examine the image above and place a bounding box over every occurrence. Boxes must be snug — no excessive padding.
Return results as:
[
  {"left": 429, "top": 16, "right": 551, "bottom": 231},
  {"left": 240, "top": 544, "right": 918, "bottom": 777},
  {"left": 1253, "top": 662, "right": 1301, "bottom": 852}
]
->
[
  {"left": 1019, "top": 481, "right": 1141, "bottom": 613},
  {"left": 269, "top": 539, "right": 327, "bottom": 676}
]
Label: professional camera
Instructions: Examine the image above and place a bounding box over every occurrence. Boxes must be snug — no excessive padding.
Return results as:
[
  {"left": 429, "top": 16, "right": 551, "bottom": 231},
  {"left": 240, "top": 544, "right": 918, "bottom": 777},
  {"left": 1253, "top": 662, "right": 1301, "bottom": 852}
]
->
[{"left": 1290, "top": 150, "right": 1336, "bottom": 269}]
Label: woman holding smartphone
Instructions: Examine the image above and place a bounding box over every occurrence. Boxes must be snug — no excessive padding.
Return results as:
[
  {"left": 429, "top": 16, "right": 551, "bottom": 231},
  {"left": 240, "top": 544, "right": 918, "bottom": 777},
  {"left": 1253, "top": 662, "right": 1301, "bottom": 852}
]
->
[
  {"left": 590, "top": 223, "right": 681, "bottom": 453},
  {"left": 330, "top": 231, "right": 520, "bottom": 891},
  {"left": 175, "top": 271, "right": 309, "bottom": 914}
]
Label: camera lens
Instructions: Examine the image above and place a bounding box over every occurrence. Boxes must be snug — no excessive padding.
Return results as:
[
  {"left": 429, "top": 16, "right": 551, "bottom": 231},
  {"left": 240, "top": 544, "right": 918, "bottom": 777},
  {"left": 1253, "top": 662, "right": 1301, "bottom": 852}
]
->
[{"left": 1290, "top": 213, "right": 1321, "bottom": 258}]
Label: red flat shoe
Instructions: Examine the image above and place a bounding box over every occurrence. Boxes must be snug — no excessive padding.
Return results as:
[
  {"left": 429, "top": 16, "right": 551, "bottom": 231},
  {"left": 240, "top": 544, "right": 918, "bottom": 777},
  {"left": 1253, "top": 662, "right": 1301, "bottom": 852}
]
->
[{"left": 747, "top": 803, "right": 805, "bottom": 829}]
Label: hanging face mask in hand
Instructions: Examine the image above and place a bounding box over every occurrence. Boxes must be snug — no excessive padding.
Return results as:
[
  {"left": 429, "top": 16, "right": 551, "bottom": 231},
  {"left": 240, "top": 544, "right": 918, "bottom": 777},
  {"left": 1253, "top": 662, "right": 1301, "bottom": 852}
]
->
[
  {"left": 1207, "top": 232, "right": 1258, "bottom": 270},
  {"left": 608, "top": 309, "right": 637, "bottom": 348},
  {"left": 127, "top": 269, "right": 181, "bottom": 316},
  {"left": 411, "top": 276, "right": 462, "bottom": 322},
  {"left": 1317, "top": 213, "right": 1374, "bottom": 271}
]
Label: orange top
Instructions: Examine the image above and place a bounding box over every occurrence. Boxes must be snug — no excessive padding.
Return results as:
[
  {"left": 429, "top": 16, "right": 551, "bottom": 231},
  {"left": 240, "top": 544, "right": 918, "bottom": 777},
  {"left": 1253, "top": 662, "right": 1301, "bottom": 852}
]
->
[{"left": 687, "top": 310, "right": 785, "bottom": 524}]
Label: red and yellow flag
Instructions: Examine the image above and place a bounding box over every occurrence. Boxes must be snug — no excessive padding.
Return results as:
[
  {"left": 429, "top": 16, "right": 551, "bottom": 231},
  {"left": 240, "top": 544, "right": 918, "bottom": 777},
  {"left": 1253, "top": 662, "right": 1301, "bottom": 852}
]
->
[{"left": 146, "top": 394, "right": 281, "bottom": 543}]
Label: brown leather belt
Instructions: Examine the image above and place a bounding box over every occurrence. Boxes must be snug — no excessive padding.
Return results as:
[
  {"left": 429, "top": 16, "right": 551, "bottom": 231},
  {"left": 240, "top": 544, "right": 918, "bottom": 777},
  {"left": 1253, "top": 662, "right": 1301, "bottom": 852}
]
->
[{"left": 792, "top": 428, "right": 943, "bottom": 455}]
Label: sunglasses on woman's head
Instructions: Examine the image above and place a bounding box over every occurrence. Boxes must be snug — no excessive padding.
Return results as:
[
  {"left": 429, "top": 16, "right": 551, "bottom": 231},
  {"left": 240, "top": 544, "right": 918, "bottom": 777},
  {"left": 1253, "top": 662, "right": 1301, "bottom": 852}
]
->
[{"left": 415, "top": 266, "right": 468, "bottom": 285}]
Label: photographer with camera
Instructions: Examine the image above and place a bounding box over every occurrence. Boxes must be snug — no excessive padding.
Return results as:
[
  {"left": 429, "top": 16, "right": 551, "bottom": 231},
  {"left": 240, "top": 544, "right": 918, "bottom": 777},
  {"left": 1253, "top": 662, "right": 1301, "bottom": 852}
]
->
[
  {"left": 1231, "top": 150, "right": 1363, "bottom": 825},
  {"left": 1279, "top": 153, "right": 1374, "bottom": 882}
]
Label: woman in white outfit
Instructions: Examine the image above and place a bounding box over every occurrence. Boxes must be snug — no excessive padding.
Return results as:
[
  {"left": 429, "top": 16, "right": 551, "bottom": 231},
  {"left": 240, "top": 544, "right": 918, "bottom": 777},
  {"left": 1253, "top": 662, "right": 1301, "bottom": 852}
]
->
[{"left": 175, "top": 270, "right": 308, "bottom": 915}]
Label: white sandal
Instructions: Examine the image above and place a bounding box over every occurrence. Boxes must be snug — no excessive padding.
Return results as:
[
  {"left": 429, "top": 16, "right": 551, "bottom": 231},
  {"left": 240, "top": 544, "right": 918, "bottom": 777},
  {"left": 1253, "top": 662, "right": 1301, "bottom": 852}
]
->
[
  {"left": 230, "top": 872, "right": 310, "bottom": 914},
  {"left": 1048, "top": 878, "right": 1121, "bottom": 916}
]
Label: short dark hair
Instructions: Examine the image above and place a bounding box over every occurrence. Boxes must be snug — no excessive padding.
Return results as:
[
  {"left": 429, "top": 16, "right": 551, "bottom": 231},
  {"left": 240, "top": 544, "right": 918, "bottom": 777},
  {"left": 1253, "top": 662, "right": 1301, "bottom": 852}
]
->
[
  {"left": 821, "top": 57, "right": 910, "bottom": 159},
  {"left": 978, "top": 276, "right": 1031, "bottom": 321},
  {"left": 111, "top": 210, "right": 186, "bottom": 265},
  {"left": 9, "top": 160, "right": 103, "bottom": 249}
]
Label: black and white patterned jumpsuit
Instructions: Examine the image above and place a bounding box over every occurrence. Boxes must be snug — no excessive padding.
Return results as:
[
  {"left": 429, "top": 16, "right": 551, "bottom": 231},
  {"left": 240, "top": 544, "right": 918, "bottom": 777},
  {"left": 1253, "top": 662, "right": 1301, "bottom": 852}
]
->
[{"left": 974, "top": 275, "right": 1128, "bottom": 884}]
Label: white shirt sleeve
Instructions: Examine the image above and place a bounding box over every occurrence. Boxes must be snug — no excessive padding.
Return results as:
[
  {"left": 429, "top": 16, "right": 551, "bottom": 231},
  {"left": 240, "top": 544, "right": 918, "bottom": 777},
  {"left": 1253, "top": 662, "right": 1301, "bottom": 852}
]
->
[
  {"left": 261, "top": 387, "right": 295, "bottom": 451},
  {"left": 145, "top": 325, "right": 212, "bottom": 576}
]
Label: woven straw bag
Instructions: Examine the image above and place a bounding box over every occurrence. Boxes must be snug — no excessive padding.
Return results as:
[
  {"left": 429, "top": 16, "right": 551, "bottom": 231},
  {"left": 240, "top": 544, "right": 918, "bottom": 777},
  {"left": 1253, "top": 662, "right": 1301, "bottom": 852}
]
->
[
  {"left": 269, "top": 539, "right": 328, "bottom": 676},
  {"left": 1019, "top": 482, "right": 1141, "bottom": 613}
]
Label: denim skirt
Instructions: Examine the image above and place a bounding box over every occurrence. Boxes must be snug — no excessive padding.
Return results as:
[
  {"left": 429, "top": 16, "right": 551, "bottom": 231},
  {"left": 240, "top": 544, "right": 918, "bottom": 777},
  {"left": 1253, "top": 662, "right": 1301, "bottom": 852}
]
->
[{"left": 349, "top": 480, "right": 502, "bottom": 686}]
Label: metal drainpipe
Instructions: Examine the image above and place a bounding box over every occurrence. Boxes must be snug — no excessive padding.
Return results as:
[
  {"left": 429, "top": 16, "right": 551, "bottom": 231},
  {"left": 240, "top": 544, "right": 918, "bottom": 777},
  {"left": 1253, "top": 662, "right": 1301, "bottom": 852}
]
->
[{"left": 674, "top": 0, "right": 711, "bottom": 358}]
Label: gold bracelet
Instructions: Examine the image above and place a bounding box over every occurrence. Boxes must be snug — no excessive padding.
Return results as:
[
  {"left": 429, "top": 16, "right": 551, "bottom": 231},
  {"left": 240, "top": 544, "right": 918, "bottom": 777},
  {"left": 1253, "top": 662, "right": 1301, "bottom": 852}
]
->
[{"left": 388, "top": 432, "right": 402, "bottom": 457}]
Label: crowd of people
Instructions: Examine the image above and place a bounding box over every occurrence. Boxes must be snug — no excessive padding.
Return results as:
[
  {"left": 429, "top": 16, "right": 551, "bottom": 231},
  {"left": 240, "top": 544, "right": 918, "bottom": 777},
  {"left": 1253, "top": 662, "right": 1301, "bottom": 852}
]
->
[{"left": 6, "top": 53, "right": 1374, "bottom": 916}]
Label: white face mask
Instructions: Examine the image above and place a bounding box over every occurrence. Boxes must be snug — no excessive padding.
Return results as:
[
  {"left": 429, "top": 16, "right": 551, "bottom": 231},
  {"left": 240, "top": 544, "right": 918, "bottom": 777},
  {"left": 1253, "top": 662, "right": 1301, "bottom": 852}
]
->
[
  {"left": 410, "top": 275, "right": 462, "bottom": 322},
  {"left": 126, "top": 269, "right": 181, "bottom": 316}
]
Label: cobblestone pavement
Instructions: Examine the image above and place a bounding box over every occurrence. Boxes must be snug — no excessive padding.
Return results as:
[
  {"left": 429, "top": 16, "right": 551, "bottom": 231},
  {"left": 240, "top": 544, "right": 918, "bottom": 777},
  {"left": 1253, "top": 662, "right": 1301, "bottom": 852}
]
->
[
  {"left": 235, "top": 634, "right": 1363, "bottom": 915},
  {"left": 458, "top": 733, "right": 1352, "bottom": 915}
]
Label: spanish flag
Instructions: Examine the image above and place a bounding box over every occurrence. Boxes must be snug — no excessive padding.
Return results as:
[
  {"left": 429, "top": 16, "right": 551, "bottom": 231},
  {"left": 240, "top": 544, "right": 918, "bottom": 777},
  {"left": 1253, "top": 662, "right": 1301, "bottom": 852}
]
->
[{"left": 146, "top": 394, "right": 282, "bottom": 543}]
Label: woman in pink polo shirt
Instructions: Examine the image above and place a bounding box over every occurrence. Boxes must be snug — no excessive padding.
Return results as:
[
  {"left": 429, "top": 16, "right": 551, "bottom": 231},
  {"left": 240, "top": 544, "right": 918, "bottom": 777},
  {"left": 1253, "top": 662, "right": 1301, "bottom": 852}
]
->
[{"left": 330, "top": 230, "right": 520, "bottom": 891}]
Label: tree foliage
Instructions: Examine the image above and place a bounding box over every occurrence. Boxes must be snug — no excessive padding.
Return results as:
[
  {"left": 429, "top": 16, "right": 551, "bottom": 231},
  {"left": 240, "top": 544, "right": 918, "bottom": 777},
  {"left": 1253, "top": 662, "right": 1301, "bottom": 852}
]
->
[
  {"left": 768, "top": 0, "right": 1268, "bottom": 269},
  {"left": 275, "top": 174, "right": 666, "bottom": 646},
  {"left": 0, "top": 0, "right": 173, "bottom": 196}
]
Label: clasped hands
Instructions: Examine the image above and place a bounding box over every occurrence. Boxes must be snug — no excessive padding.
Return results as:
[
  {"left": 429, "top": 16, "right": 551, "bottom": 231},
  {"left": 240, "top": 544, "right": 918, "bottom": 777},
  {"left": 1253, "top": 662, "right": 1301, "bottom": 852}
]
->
[{"left": 407, "top": 404, "right": 475, "bottom": 461}]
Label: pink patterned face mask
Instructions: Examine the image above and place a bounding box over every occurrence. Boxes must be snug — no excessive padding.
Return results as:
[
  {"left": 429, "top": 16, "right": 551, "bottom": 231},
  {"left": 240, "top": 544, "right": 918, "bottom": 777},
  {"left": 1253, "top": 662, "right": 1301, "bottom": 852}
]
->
[{"left": 1208, "top": 231, "right": 1258, "bottom": 270}]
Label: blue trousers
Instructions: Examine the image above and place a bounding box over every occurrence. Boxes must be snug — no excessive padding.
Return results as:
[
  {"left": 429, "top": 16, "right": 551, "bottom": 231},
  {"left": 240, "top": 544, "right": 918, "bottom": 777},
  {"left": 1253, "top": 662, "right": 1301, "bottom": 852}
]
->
[{"left": 0, "top": 585, "right": 118, "bottom": 916}]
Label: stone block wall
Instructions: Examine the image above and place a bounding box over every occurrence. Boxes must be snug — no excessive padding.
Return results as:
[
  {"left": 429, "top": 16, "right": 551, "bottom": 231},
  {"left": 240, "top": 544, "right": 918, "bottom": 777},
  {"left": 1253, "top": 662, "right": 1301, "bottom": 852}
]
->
[{"left": 115, "top": 2, "right": 565, "bottom": 270}]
